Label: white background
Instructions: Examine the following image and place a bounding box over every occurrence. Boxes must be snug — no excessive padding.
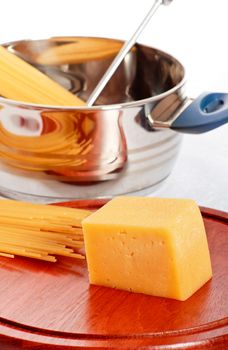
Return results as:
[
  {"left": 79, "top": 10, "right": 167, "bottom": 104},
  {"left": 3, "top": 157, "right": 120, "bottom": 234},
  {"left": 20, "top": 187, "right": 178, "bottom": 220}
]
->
[
  {"left": 1, "top": 0, "right": 228, "bottom": 95},
  {"left": 0, "top": 0, "right": 228, "bottom": 210}
]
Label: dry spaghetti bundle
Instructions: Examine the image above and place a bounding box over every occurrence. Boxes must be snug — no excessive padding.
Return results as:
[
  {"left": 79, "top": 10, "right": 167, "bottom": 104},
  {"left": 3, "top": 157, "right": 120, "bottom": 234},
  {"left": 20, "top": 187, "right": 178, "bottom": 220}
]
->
[
  {"left": 0, "top": 45, "right": 85, "bottom": 106},
  {"left": 0, "top": 45, "right": 100, "bottom": 173},
  {"left": 0, "top": 200, "right": 91, "bottom": 262},
  {"left": 35, "top": 37, "right": 123, "bottom": 65}
]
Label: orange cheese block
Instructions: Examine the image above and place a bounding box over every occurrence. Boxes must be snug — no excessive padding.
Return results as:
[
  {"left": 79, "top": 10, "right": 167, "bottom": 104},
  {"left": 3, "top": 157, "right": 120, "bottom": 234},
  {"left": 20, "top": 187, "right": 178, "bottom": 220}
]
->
[{"left": 82, "top": 196, "right": 212, "bottom": 301}]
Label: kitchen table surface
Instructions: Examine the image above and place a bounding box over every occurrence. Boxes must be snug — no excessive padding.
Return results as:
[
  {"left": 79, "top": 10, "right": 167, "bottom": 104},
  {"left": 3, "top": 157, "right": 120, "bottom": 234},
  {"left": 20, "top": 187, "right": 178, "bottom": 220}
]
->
[{"left": 153, "top": 124, "right": 228, "bottom": 212}]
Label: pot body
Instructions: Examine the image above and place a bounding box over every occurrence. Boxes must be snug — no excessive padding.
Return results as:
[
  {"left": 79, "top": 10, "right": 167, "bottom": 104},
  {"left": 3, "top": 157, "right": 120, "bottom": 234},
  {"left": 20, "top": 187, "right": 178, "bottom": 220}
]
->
[{"left": 0, "top": 37, "right": 185, "bottom": 201}]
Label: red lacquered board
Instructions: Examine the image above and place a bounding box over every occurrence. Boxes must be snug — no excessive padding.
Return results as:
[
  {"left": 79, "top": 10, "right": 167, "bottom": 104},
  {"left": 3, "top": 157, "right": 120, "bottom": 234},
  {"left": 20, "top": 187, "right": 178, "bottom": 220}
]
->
[{"left": 0, "top": 200, "right": 227, "bottom": 349}]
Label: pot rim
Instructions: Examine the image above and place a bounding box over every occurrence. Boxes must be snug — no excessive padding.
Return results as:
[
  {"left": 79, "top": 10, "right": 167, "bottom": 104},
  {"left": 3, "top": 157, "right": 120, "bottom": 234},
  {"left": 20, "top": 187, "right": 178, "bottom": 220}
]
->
[{"left": 1, "top": 36, "right": 187, "bottom": 111}]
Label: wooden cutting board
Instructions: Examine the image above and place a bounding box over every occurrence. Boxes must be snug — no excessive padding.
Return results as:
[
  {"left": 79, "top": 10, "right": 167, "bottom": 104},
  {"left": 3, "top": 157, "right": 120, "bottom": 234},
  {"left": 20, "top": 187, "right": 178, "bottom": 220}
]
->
[{"left": 0, "top": 200, "right": 227, "bottom": 349}]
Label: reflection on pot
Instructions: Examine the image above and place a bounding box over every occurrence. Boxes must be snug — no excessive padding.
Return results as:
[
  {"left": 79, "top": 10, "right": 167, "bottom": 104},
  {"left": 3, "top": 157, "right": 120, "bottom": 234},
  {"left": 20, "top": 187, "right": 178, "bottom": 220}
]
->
[{"left": 0, "top": 105, "right": 127, "bottom": 182}]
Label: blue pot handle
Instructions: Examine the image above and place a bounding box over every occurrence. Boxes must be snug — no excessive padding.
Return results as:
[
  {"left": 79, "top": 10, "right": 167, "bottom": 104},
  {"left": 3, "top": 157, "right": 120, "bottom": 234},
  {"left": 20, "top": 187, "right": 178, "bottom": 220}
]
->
[{"left": 171, "top": 92, "right": 228, "bottom": 134}]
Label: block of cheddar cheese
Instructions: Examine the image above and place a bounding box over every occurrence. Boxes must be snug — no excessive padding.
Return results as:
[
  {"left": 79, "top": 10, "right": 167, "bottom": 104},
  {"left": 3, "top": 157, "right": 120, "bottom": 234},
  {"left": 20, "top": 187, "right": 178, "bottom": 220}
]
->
[{"left": 82, "top": 196, "right": 212, "bottom": 301}]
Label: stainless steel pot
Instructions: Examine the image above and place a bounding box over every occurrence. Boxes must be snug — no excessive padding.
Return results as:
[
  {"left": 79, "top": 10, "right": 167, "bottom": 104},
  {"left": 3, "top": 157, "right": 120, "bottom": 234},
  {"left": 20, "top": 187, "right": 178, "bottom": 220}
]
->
[{"left": 0, "top": 37, "right": 226, "bottom": 202}]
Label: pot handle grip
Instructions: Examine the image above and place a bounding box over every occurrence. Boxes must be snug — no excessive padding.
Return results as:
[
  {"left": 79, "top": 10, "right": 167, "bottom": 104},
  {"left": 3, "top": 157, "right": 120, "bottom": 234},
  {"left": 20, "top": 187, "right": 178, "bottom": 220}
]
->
[{"left": 171, "top": 92, "right": 228, "bottom": 134}]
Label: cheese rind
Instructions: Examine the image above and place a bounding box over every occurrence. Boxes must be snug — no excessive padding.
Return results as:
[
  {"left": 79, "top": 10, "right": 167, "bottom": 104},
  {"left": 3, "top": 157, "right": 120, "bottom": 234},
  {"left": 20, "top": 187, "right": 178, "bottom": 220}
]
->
[{"left": 82, "top": 197, "right": 212, "bottom": 301}]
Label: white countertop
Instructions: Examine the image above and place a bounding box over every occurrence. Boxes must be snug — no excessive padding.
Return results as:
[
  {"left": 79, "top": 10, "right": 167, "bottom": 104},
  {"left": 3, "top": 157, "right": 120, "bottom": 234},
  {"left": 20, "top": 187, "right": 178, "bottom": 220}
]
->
[
  {"left": 0, "top": 0, "right": 227, "bottom": 211},
  {"left": 154, "top": 124, "right": 228, "bottom": 212}
]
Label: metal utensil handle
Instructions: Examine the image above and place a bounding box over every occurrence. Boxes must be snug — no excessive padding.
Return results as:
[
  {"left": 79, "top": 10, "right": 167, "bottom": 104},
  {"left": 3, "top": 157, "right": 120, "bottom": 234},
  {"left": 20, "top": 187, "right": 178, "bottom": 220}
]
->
[{"left": 87, "top": 0, "right": 173, "bottom": 107}]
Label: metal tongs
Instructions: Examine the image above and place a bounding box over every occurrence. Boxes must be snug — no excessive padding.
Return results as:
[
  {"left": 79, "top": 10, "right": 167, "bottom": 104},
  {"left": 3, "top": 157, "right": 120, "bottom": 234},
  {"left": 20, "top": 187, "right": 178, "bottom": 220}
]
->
[{"left": 87, "top": 0, "right": 173, "bottom": 106}]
